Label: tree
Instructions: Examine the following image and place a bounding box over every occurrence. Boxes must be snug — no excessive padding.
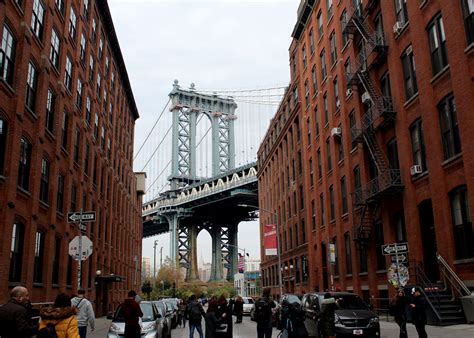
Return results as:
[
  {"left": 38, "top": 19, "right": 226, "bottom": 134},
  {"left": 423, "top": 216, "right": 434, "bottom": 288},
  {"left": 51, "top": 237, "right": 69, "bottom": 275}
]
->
[{"left": 141, "top": 280, "right": 153, "bottom": 300}]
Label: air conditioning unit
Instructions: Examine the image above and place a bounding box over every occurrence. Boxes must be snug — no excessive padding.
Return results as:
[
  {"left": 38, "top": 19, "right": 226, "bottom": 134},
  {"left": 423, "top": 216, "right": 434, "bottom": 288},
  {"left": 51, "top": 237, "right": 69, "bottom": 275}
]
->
[
  {"left": 393, "top": 21, "right": 404, "bottom": 35},
  {"left": 331, "top": 127, "right": 342, "bottom": 138},
  {"left": 346, "top": 88, "right": 353, "bottom": 97},
  {"left": 410, "top": 165, "right": 422, "bottom": 176},
  {"left": 361, "top": 92, "right": 371, "bottom": 104}
]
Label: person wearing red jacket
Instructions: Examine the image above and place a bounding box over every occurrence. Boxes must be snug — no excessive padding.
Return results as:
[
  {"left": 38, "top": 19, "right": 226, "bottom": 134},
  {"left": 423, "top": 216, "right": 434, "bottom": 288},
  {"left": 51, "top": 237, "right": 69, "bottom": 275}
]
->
[{"left": 122, "top": 290, "right": 143, "bottom": 338}]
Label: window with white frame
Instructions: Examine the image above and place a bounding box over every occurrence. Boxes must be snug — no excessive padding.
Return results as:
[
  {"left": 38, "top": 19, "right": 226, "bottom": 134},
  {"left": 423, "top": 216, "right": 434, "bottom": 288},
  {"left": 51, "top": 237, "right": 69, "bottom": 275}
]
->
[
  {"left": 0, "top": 24, "right": 16, "bottom": 85},
  {"left": 31, "top": 0, "right": 45, "bottom": 40}
]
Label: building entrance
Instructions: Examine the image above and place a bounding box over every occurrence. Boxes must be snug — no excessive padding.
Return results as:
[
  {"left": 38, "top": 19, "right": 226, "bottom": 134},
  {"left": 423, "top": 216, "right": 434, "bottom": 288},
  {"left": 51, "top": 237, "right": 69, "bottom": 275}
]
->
[{"left": 418, "top": 199, "right": 439, "bottom": 282}]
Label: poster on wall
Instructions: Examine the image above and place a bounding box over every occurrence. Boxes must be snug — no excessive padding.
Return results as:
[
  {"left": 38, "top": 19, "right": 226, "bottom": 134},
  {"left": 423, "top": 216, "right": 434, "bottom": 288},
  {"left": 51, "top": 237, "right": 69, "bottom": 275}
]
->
[{"left": 264, "top": 224, "right": 277, "bottom": 256}]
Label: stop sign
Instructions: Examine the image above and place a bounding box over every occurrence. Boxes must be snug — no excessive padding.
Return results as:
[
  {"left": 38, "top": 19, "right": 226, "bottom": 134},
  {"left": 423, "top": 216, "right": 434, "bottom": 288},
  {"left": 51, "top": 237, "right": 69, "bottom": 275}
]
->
[{"left": 68, "top": 235, "right": 93, "bottom": 261}]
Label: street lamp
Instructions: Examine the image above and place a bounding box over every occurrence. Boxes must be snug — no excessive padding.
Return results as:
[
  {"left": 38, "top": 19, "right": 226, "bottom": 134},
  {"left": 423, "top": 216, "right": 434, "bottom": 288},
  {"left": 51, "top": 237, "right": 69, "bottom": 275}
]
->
[
  {"left": 153, "top": 240, "right": 159, "bottom": 279},
  {"left": 238, "top": 204, "right": 283, "bottom": 298},
  {"left": 228, "top": 243, "right": 249, "bottom": 297}
]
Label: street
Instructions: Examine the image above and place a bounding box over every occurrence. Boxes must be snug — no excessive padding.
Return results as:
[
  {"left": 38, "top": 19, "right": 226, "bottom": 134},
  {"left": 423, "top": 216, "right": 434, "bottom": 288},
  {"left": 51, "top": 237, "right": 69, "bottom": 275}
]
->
[{"left": 89, "top": 315, "right": 474, "bottom": 338}]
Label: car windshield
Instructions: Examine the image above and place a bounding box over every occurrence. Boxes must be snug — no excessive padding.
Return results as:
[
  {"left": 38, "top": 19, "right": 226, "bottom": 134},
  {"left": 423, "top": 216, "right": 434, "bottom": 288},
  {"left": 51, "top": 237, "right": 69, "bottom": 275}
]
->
[
  {"left": 164, "top": 299, "right": 178, "bottom": 309},
  {"left": 114, "top": 303, "right": 154, "bottom": 322},
  {"left": 243, "top": 298, "right": 254, "bottom": 304},
  {"left": 333, "top": 295, "right": 368, "bottom": 310},
  {"left": 285, "top": 295, "right": 302, "bottom": 304},
  {"left": 153, "top": 301, "right": 166, "bottom": 314}
]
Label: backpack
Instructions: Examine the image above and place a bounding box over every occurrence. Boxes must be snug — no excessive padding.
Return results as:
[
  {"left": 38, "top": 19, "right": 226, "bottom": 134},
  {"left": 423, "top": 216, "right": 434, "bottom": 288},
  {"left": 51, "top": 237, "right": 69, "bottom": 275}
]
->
[
  {"left": 189, "top": 302, "right": 203, "bottom": 322},
  {"left": 254, "top": 299, "right": 271, "bottom": 323},
  {"left": 36, "top": 323, "right": 58, "bottom": 338}
]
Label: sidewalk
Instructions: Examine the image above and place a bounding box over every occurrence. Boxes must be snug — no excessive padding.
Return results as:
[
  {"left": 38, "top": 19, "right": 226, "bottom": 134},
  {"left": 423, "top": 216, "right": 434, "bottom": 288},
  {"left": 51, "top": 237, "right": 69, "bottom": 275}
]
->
[
  {"left": 89, "top": 317, "right": 111, "bottom": 338},
  {"left": 379, "top": 320, "right": 474, "bottom": 338}
]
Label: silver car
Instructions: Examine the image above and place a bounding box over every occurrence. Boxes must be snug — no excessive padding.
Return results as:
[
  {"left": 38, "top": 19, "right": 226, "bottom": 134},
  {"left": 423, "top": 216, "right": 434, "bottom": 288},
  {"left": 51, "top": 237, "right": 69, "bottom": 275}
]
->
[
  {"left": 107, "top": 301, "right": 165, "bottom": 338},
  {"left": 242, "top": 297, "right": 255, "bottom": 315}
]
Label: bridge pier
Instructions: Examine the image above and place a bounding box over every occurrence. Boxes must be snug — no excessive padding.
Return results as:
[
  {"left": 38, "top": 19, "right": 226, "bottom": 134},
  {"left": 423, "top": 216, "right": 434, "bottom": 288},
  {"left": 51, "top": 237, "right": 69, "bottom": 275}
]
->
[
  {"left": 227, "top": 224, "right": 239, "bottom": 281},
  {"left": 209, "top": 227, "right": 224, "bottom": 281},
  {"left": 185, "top": 224, "right": 200, "bottom": 281}
]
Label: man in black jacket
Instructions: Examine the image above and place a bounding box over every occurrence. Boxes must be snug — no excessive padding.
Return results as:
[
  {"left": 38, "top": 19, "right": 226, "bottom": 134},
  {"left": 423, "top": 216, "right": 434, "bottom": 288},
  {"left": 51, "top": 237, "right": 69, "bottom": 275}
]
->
[
  {"left": 0, "top": 286, "right": 35, "bottom": 338},
  {"left": 410, "top": 288, "right": 428, "bottom": 338}
]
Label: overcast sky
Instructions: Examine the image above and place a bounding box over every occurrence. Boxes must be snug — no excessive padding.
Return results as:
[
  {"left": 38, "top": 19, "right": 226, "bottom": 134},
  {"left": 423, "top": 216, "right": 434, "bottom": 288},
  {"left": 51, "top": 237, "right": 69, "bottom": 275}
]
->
[{"left": 108, "top": 0, "right": 298, "bottom": 269}]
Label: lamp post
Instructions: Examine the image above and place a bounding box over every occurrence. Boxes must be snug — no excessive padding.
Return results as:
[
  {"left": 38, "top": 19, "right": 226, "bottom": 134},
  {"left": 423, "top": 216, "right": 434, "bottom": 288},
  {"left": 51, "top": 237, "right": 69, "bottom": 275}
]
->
[
  {"left": 153, "top": 240, "right": 159, "bottom": 279},
  {"left": 238, "top": 204, "right": 283, "bottom": 298},
  {"left": 228, "top": 244, "right": 248, "bottom": 296}
]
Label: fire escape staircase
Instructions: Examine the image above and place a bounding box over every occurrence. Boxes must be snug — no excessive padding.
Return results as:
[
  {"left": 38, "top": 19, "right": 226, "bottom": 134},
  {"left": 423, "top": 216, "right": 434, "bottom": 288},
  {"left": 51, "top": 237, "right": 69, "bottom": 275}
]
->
[{"left": 345, "top": 2, "right": 402, "bottom": 246}]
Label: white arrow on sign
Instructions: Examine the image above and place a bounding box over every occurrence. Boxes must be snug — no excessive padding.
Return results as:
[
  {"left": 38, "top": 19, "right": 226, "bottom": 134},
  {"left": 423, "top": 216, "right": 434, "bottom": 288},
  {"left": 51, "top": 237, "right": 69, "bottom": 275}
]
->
[
  {"left": 67, "top": 211, "right": 96, "bottom": 223},
  {"left": 390, "top": 254, "right": 408, "bottom": 263},
  {"left": 382, "top": 242, "right": 409, "bottom": 255}
]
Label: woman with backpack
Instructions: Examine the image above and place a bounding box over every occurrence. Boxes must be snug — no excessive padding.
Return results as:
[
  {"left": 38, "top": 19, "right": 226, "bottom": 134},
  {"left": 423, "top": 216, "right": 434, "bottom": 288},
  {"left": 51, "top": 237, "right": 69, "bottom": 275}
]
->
[
  {"left": 38, "top": 293, "right": 79, "bottom": 338},
  {"left": 233, "top": 296, "right": 244, "bottom": 323}
]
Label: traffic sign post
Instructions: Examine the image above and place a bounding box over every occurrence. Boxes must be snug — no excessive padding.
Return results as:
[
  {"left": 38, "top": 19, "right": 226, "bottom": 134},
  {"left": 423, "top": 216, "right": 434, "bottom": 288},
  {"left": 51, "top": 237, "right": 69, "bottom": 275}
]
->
[{"left": 382, "top": 242, "right": 410, "bottom": 289}]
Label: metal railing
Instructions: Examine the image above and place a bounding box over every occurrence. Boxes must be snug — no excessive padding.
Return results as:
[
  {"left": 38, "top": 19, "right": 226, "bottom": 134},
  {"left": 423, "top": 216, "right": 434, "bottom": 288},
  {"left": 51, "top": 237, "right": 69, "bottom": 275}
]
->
[{"left": 437, "top": 253, "right": 473, "bottom": 298}]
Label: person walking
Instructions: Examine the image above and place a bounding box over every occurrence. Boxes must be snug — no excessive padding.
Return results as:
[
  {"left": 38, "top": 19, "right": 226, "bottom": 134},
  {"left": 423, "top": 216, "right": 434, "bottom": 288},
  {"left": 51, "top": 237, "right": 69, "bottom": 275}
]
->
[
  {"left": 0, "top": 286, "right": 35, "bottom": 337},
  {"left": 313, "top": 293, "right": 336, "bottom": 338},
  {"left": 122, "top": 290, "right": 143, "bottom": 338},
  {"left": 390, "top": 289, "right": 408, "bottom": 338},
  {"left": 255, "top": 288, "right": 276, "bottom": 338},
  {"left": 38, "top": 293, "right": 79, "bottom": 338},
  {"left": 71, "top": 289, "right": 95, "bottom": 338},
  {"left": 410, "top": 288, "right": 428, "bottom": 338},
  {"left": 204, "top": 298, "right": 226, "bottom": 338},
  {"left": 178, "top": 299, "right": 187, "bottom": 328},
  {"left": 215, "top": 295, "right": 232, "bottom": 338},
  {"left": 187, "top": 294, "right": 205, "bottom": 338},
  {"left": 233, "top": 296, "right": 243, "bottom": 324}
]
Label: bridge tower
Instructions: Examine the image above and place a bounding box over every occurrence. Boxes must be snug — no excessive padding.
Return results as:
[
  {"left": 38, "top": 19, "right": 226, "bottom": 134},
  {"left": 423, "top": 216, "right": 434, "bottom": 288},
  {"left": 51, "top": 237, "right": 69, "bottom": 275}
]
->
[{"left": 165, "top": 81, "right": 240, "bottom": 282}]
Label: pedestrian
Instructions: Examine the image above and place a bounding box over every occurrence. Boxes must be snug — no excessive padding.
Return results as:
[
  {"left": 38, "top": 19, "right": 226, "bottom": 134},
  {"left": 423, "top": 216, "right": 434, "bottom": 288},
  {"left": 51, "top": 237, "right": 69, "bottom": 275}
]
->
[
  {"left": 71, "top": 289, "right": 95, "bottom": 338},
  {"left": 280, "top": 300, "right": 308, "bottom": 338},
  {"left": 410, "top": 287, "right": 428, "bottom": 338},
  {"left": 187, "top": 294, "right": 205, "bottom": 338},
  {"left": 255, "top": 287, "right": 276, "bottom": 338},
  {"left": 215, "top": 295, "right": 233, "bottom": 338},
  {"left": 0, "top": 286, "right": 35, "bottom": 337},
  {"left": 38, "top": 292, "right": 79, "bottom": 338},
  {"left": 178, "top": 299, "right": 187, "bottom": 328},
  {"left": 204, "top": 298, "right": 226, "bottom": 338},
  {"left": 233, "top": 296, "right": 243, "bottom": 324},
  {"left": 122, "top": 290, "right": 143, "bottom": 338},
  {"left": 313, "top": 293, "right": 336, "bottom": 338},
  {"left": 390, "top": 289, "right": 408, "bottom": 338}
]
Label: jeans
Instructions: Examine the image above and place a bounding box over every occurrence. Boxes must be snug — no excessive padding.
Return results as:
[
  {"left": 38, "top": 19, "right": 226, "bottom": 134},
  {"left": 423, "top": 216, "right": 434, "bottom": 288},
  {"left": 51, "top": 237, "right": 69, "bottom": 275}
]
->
[
  {"left": 414, "top": 323, "right": 428, "bottom": 338},
  {"left": 189, "top": 323, "right": 204, "bottom": 338},
  {"left": 78, "top": 326, "right": 87, "bottom": 338},
  {"left": 257, "top": 326, "right": 272, "bottom": 338},
  {"left": 395, "top": 317, "right": 408, "bottom": 338}
]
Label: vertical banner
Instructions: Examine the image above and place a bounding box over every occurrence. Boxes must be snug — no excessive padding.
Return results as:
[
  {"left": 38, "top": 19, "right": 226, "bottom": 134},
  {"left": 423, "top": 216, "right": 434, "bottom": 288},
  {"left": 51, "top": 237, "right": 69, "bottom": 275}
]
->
[
  {"left": 238, "top": 254, "right": 245, "bottom": 273},
  {"left": 264, "top": 224, "right": 277, "bottom": 256},
  {"left": 329, "top": 243, "right": 336, "bottom": 264}
]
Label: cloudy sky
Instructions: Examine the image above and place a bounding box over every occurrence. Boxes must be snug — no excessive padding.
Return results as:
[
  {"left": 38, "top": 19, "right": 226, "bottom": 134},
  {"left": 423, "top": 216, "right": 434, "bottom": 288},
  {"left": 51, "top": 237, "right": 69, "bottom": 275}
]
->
[{"left": 108, "top": 0, "right": 299, "bottom": 269}]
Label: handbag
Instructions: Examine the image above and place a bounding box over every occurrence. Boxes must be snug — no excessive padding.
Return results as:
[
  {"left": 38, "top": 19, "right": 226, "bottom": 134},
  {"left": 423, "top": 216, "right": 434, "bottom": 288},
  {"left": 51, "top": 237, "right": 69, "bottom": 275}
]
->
[
  {"left": 215, "top": 323, "right": 228, "bottom": 333},
  {"left": 277, "top": 329, "right": 289, "bottom": 338}
]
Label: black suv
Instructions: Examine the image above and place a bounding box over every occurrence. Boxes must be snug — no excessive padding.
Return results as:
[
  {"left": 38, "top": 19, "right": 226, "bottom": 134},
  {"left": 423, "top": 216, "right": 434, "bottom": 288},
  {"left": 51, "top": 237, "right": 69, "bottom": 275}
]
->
[{"left": 301, "top": 292, "right": 380, "bottom": 337}]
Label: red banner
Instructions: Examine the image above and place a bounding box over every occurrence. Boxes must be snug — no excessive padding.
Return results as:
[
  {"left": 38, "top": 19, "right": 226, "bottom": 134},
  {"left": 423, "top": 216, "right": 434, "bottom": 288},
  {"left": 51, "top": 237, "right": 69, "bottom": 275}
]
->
[
  {"left": 238, "top": 254, "right": 245, "bottom": 273},
  {"left": 264, "top": 224, "right": 277, "bottom": 256}
]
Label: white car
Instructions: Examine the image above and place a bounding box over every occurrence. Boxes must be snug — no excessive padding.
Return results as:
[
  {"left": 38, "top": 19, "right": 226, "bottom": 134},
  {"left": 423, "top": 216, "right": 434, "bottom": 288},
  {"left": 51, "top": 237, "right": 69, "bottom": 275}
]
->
[
  {"left": 107, "top": 301, "right": 164, "bottom": 338},
  {"left": 242, "top": 297, "right": 255, "bottom": 315}
]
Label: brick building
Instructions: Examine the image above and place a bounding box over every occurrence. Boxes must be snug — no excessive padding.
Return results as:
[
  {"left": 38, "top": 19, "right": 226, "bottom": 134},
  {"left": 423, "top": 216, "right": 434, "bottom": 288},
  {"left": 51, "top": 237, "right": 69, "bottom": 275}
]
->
[
  {"left": 0, "top": 0, "right": 144, "bottom": 315},
  {"left": 258, "top": 0, "right": 474, "bottom": 306}
]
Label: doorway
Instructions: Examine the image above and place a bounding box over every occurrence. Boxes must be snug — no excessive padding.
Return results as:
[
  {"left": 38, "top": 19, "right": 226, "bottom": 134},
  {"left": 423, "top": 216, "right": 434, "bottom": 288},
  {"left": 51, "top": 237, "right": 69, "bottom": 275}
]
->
[{"left": 418, "top": 200, "right": 439, "bottom": 281}]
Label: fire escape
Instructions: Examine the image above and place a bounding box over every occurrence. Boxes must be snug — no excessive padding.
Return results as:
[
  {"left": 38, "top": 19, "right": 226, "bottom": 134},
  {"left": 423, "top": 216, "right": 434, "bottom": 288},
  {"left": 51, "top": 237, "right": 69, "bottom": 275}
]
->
[{"left": 343, "top": 1, "right": 403, "bottom": 247}]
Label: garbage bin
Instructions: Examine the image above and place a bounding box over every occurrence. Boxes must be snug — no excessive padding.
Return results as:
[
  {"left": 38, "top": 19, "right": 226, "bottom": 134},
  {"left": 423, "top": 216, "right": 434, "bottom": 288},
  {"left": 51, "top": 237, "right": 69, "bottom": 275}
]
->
[{"left": 460, "top": 295, "right": 474, "bottom": 324}]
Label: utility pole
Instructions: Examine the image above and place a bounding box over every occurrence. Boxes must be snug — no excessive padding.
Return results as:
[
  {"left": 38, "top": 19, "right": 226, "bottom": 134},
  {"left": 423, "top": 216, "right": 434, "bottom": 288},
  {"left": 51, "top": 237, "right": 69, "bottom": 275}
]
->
[{"left": 153, "top": 240, "right": 159, "bottom": 279}]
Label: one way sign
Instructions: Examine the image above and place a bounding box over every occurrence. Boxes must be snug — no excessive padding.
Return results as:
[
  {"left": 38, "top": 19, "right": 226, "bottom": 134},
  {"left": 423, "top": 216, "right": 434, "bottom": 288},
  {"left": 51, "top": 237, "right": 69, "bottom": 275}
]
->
[
  {"left": 382, "top": 242, "right": 409, "bottom": 256},
  {"left": 67, "top": 211, "right": 96, "bottom": 223}
]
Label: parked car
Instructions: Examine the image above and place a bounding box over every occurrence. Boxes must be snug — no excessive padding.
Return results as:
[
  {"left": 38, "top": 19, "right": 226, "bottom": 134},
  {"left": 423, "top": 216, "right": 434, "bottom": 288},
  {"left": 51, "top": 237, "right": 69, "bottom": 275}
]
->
[
  {"left": 152, "top": 300, "right": 173, "bottom": 338},
  {"left": 162, "top": 298, "right": 179, "bottom": 329},
  {"left": 107, "top": 301, "right": 165, "bottom": 338},
  {"left": 242, "top": 297, "right": 255, "bottom": 315},
  {"left": 301, "top": 292, "right": 380, "bottom": 337},
  {"left": 280, "top": 294, "right": 303, "bottom": 305}
]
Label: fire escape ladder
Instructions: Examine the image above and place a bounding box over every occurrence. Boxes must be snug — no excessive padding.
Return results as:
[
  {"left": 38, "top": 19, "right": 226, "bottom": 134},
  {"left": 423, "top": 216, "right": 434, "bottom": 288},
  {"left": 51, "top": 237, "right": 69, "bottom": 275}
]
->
[
  {"left": 353, "top": 201, "right": 378, "bottom": 246},
  {"left": 363, "top": 130, "right": 389, "bottom": 175}
]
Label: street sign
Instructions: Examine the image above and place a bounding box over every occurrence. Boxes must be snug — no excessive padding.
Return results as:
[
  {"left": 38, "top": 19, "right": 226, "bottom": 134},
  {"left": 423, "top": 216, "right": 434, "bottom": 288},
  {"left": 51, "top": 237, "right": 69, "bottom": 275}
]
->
[
  {"left": 67, "top": 211, "right": 96, "bottom": 223},
  {"left": 68, "top": 235, "right": 93, "bottom": 261},
  {"left": 390, "top": 254, "right": 408, "bottom": 264},
  {"left": 382, "top": 242, "right": 409, "bottom": 256},
  {"left": 79, "top": 223, "right": 87, "bottom": 231}
]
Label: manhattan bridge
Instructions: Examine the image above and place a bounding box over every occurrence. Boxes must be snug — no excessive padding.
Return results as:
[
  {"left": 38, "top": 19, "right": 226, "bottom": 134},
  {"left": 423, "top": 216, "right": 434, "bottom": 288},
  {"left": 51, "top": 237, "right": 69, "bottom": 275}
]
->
[{"left": 135, "top": 80, "right": 285, "bottom": 282}]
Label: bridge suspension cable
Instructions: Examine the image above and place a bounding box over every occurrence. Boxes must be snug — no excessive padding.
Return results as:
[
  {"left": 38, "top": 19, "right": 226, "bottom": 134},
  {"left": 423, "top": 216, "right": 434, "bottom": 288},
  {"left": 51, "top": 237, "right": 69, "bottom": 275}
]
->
[
  {"left": 145, "top": 160, "right": 171, "bottom": 195},
  {"left": 140, "top": 125, "right": 172, "bottom": 172}
]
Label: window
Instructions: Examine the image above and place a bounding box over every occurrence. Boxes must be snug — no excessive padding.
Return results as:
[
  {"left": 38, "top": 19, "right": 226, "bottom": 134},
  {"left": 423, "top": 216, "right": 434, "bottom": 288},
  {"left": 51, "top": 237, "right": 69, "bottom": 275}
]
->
[
  {"left": 25, "top": 62, "right": 38, "bottom": 111},
  {"left": 462, "top": 0, "right": 474, "bottom": 44},
  {"left": 33, "top": 231, "right": 45, "bottom": 283},
  {"left": 344, "top": 232, "right": 352, "bottom": 274},
  {"left": 70, "top": 184, "right": 77, "bottom": 211},
  {"left": 314, "top": 106, "right": 320, "bottom": 135},
  {"left": 438, "top": 95, "right": 461, "bottom": 159},
  {"left": 101, "top": 126, "right": 105, "bottom": 149},
  {"left": 86, "top": 97, "right": 91, "bottom": 124},
  {"left": 341, "top": 9, "right": 348, "bottom": 46},
  {"left": 320, "top": 193, "right": 325, "bottom": 226},
  {"left": 76, "top": 79, "right": 83, "bottom": 109},
  {"left": 111, "top": 72, "right": 115, "bottom": 89},
  {"left": 304, "top": 80, "right": 310, "bottom": 107},
  {"left": 394, "top": 0, "right": 408, "bottom": 25},
  {"left": 329, "top": 185, "right": 335, "bottom": 221},
  {"left": 428, "top": 15, "right": 448, "bottom": 75},
  {"left": 9, "top": 222, "right": 24, "bottom": 282},
  {"left": 83, "top": 0, "right": 89, "bottom": 18},
  {"left": 401, "top": 46, "right": 418, "bottom": 99},
  {"left": 1, "top": 24, "right": 16, "bottom": 85},
  {"left": 99, "top": 38, "right": 104, "bottom": 59},
  {"left": 387, "top": 138, "right": 400, "bottom": 169},
  {"left": 302, "top": 44, "right": 307, "bottom": 69},
  {"left": 326, "top": 137, "right": 332, "bottom": 172},
  {"left": 31, "top": 0, "right": 45, "bottom": 40},
  {"left": 299, "top": 185, "right": 304, "bottom": 210},
  {"left": 330, "top": 31, "right": 337, "bottom": 65},
  {"left": 105, "top": 56, "right": 110, "bottom": 75},
  {"left": 49, "top": 29, "right": 60, "bottom": 70},
  {"left": 80, "top": 32, "right": 86, "bottom": 62},
  {"left": 84, "top": 142, "right": 90, "bottom": 175},
  {"left": 311, "top": 200, "right": 316, "bottom": 229},
  {"left": 323, "top": 92, "right": 329, "bottom": 124},
  {"left": 64, "top": 56, "right": 73, "bottom": 91},
  {"left": 410, "top": 119, "right": 427, "bottom": 171},
  {"left": 311, "top": 66, "right": 317, "bottom": 94},
  {"left": 380, "top": 72, "right": 392, "bottom": 98},
  {"left": 320, "top": 49, "right": 327, "bottom": 79},
  {"left": 309, "top": 28, "right": 315, "bottom": 54},
  {"left": 349, "top": 111, "right": 357, "bottom": 149},
  {"left": 317, "top": 11, "right": 323, "bottom": 37},
  {"left": 450, "top": 185, "right": 473, "bottom": 259},
  {"left": 332, "top": 237, "right": 339, "bottom": 276},
  {"left": 374, "top": 12, "right": 385, "bottom": 45},
  {"left": 89, "top": 55, "right": 94, "bottom": 82},
  {"left": 359, "top": 246, "right": 368, "bottom": 273},
  {"left": 309, "top": 158, "right": 314, "bottom": 186},
  {"left": 374, "top": 222, "right": 385, "bottom": 270},
  {"left": 327, "top": 0, "right": 333, "bottom": 18},
  {"left": 340, "top": 176, "right": 348, "bottom": 214},
  {"left": 92, "top": 18, "right": 97, "bottom": 41},
  {"left": 73, "top": 127, "right": 80, "bottom": 163},
  {"left": 61, "top": 111, "right": 69, "bottom": 149},
  {"left": 39, "top": 158, "right": 49, "bottom": 203},
  {"left": 0, "top": 118, "right": 6, "bottom": 175},
  {"left": 57, "top": 173, "right": 65, "bottom": 213},
  {"left": 344, "top": 58, "right": 351, "bottom": 89},
  {"left": 52, "top": 237, "right": 61, "bottom": 284},
  {"left": 307, "top": 118, "right": 312, "bottom": 145},
  {"left": 55, "top": 0, "right": 65, "bottom": 15},
  {"left": 94, "top": 113, "right": 99, "bottom": 139},
  {"left": 317, "top": 148, "right": 322, "bottom": 179},
  {"left": 337, "top": 126, "right": 344, "bottom": 162},
  {"left": 18, "top": 137, "right": 31, "bottom": 190},
  {"left": 353, "top": 165, "right": 361, "bottom": 204},
  {"left": 333, "top": 77, "right": 340, "bottom": 111},
  {"left": 69, "top": 7, "right": 77, "bottom": 40},
  {"left": 96, "top": 73, "right": 101, "bottom": 97}
]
